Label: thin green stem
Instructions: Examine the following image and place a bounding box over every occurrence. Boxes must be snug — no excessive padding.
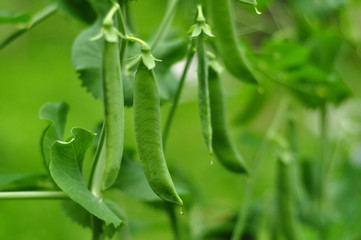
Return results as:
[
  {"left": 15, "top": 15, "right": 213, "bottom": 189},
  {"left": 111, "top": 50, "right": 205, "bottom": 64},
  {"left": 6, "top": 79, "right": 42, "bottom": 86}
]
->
[
  {"left": 104, "top": 3, "right": 119, "bottom": 25},
  {"left": 0, "top": 191, "right": 67, "bottom": 200},
  {"left": 166, "top": 203, "right": 180, "bottom": 240},
  {"left": 116, "top": 1, "right": 128, "bottom": 67},
  {"left": 91, "top": 215, "right": 103, "bottom": 240},
  {"left": 320, "top": 104, "right": 327, "bottom": 197},
  {"left": 89, "top": 122, "right": 106, "bottom": 198},
  {"left": 163, "top": 43, "right": 195, "bottom": 148},
  {"left": 0, "top": 3, "right": 58, "bottom": 50},
  {"left": 231, "top": 97, "right": 289, "bottom": 240},
  {"left": 150, "top": 0, "right": 179, "bottom": 50},
  {"left": 318, "top": 104, "right": 328, "bottom": 238}
]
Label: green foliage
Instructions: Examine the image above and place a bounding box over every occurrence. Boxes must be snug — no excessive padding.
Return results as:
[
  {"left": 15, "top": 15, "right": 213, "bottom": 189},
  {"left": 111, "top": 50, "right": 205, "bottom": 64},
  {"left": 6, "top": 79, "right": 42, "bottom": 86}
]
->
[
  {"left": 1, "top": 0, "right": 361, "bottom": 239},
  {"left": 40, "top": 101, "right": 69, "bottom": 166},
  {"left": 0, "top": 10, "right": 31, "bottom": 25},
  {"left": 72, "top": 19, "right": 104, "bottom": 99},
  {"left": 49, "top": 127, "right": 123, "bottom": 227}
]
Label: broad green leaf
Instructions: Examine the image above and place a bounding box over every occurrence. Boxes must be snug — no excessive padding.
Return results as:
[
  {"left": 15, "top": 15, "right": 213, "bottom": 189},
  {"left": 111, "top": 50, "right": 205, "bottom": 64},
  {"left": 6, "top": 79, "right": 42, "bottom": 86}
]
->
[
  {"left": 155, "top": 65, "right": 178, "bottom": 105},
  {"left": 40, "top": 101, "right": 69, "bottom": 166},
  {"left": 113, "top": 150, "right": 192, "bottom": 203},
  {"left": 153, "top": 37, "right": 187, "bottom": 65},
  {"left": 60, "top": 0, "right": 96, "bottom": 24},
  {"left": 286, "top": 66, "right": 350, "bottom": 108},
  {"left": 63, "top": 198, "right": 126, "bottom": 238},
  {"left": 62, "top": 200, "right": 91, "bottom": 228},
  {"left": 62, "top": 198, "right": 125, "bottom": 238},
  {"left": 72, "top": 19, "right": 103, "bottom": 99},
  {"left": 88, "top": 0, "right": 112, "bottom": 16},
  {"left": 263, "top": 40, "right": 310, "bottom": 70},
  {"left": 0, "top": 10, "right": 31, "bottom": 25},
  {"left": 0, "top": 173, "right": 50, "bottom": 191},
  {"left": 261, "top": 38, "right": 350, "bottom": 108},
  {"left": 102, "top": 199, "right": 127, "bottom": 239},
  {"left": 49, "top": 128, "right": 123, "bottom": 227},
  {"left": 113, "top": 153, "right": 160, "bottom": 201}
]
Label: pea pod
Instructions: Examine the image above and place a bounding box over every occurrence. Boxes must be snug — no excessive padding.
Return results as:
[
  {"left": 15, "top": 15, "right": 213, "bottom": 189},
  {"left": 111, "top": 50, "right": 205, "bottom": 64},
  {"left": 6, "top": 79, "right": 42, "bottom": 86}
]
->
[
  {"left": 133, "top": 61, "right": 183, "bottom": 206},
  {"left": 197, "top": 34, "right": 213, "bottom": 156},
  {"left": 208, "top": 66, "right": 248, "bottom": 173},
  {"left": 102, "top": 39, "right": 124, "bottom": 189},
  {"left": 207, "top": 0, "right": 256, "bottom": 84}
]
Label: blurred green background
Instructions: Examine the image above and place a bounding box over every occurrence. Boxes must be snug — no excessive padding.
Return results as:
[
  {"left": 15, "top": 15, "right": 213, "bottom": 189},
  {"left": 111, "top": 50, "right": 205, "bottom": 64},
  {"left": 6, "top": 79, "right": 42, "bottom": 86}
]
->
[{"left": 1, "top": 0, "right": 361, "bottom": 239}]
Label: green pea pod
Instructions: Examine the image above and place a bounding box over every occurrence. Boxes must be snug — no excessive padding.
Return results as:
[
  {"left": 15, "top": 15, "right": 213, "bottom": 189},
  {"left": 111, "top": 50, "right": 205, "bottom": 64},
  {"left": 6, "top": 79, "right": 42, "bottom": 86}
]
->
[
  {"left": 207, "top": 0, "right": 256, "bottom": 84},
  {"left": 197, "top": 34, "right": 213, "bottom": 156},
  {"left": 102, "top": 40, "right": 124, "bottom": 189},
  {"left": 134, "top": 61, "right": 183, "bottom": 206},
  {"left": 208, "top": 66, "right": 248, "bottom": 174}
]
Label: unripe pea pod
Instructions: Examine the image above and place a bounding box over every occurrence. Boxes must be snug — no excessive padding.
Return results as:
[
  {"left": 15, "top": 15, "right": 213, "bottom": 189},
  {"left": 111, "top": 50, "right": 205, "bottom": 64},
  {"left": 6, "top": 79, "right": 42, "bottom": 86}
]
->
[
  {"left": 208, "top": 66, "right": 248, "bottom": 173},
  {"left": 134, "top": 61, "right": 183, "bottom": 206},
  {"left": 102, "top": 38, "right": 125, "bottom": 189},
  {"left": 197, "top": 34, "right": 213, "bottom": 156},
  {"left": 207, "top": 0, "right": 256, "bottom": 84}
]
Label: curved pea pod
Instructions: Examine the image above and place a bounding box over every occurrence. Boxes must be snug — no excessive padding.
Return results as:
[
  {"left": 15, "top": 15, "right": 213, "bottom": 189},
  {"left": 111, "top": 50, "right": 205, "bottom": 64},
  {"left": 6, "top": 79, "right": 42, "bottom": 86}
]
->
[
  {"left": 133, "top": 61, "right": 183, "bottom": 206},
  {"left": 102, "top": 40, "right": 124, "bottom": 189},
  {"left": 208, "top": 66, "right": 249, "bottom": 174},
  {"left": 207, "top": 0, "right": 257, "bottom": 84},
  {"left": 197, "top": 34, "right": 213, "bottom": 156}
]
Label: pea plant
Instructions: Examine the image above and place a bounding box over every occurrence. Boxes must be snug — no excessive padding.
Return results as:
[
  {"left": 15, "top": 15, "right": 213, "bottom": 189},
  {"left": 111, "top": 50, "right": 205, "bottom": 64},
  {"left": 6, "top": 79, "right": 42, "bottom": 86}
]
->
[{"left": 1, "top": 0, "right": 361, "bottom": 239}]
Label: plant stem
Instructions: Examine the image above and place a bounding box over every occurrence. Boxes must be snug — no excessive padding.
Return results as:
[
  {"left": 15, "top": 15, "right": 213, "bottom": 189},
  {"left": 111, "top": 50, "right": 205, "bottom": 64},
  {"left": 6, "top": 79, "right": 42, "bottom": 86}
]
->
[
  {"left": 231, "top": 97, "right": 289, "bottom": 240},
  {"left": 0, "top": 3, "right": 58, "bottom": 50},
  {"left": 166, "top": 203, "right": 181, "bottom": 240},
  {"left": 116, "top": 1, "right": 128, "bottom": 67},
  {"left": 150, "top": 0, "right": 179, "bottom": 50},
  {"left": 91, "top": 215, "right": 103, "bottom": 240},
  {"left": 163, "top": 43, "right": 195, "bottom": 148},
  {"left": 318, "top": 103, "right": 328, "bottom": 238},
  {"left": 0, "top": 191, "right": 67, "bottom": 200},
  {"left": 89, "top": 122, "right": 106, "bottom": 198}
]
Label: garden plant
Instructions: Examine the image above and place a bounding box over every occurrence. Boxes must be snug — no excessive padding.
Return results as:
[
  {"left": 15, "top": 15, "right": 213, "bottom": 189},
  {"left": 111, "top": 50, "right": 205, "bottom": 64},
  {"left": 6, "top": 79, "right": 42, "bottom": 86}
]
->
[{"left": 0, "top": 0, "right": 361, "bottom": 239}]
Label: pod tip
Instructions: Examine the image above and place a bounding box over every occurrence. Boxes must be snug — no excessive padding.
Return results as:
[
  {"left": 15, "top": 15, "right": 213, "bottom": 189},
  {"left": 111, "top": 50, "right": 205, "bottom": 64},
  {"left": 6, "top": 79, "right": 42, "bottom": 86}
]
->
[{"left": 180, "top": 206, "right": 184, "bottom": 215}]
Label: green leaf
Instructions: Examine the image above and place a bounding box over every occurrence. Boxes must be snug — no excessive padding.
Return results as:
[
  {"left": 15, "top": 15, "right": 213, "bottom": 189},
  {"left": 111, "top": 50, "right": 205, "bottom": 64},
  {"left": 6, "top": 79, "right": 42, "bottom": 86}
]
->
[
  {"left": 88, "top": 0, "right": 112, "bottom": 16},
  {"left": 113, "top": 152, "right": 160, "bottom": 201},
  {"left": 263, "top": 40, "right": 310, "bottom": 70},
  {"left": 62, "top": 198, "right": 125, "bottom": 235},
  {"left": 62, "top": 200, "right": 91, "bottom": 228},
  {"left": 155, "top": 65, "right": 178, "bottom": 105},
  {"left": 60, "top": 0, "right": 97, "bottom": 24},
  {"left": 102, "top": 199, "right": 127, "bottom": 238},
  {"left": 72, "top": 19, "right": 103, "bottom": 99},
  {"left": 0, "top": 10, "right": 31, "bottom": 25},
  {"left": 153, "top": 37, "right": 187, "bottom": 67},
  {"left": 0, "top": 173, "right": 50, "bottom": 191},
  {"left": 113, "top": 150, "right": 192, "bottom": 204},
  {"left": 40, "top": 101, "right": 69, "bottom": 167},
  {"left": 236, "top": 0, "right": 256, "bottom": 5},
  {"left": 286, "top": 65, "right": 350, "bottom": 107},
  {"left": 49, "top": 128, "right": 123, "bottom": 227}
]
